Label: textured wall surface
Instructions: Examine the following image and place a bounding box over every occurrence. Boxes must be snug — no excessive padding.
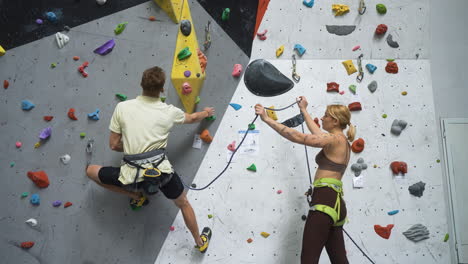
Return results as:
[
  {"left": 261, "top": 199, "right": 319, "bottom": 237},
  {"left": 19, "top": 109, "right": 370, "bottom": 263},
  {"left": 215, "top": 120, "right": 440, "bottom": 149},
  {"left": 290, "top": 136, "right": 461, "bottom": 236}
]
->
[
  {"left": 157, "top": 0, "right": 452, "bottom": 263},
  {"left": 0, "top": 1, "right": 249, "bottom": 263}
]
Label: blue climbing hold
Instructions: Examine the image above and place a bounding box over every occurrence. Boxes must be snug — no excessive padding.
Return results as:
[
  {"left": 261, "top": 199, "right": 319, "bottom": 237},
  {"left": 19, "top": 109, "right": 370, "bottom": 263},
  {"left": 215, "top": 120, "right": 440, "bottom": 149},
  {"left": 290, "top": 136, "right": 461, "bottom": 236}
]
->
[
  {"left": 30, "top": 194, "right": 40, "bottom": 205},
  {"left": 303, "top": 0, "right": 315, "bottom": 8},
  {"left": 229, "top": 103, "right": 242, "bottom": 111},
  {"left": 87, "top": 109, "right": 100, "bottom": 121},
  {"left": 388, "top": 210, "right": 399, "bottom": 215},
  {"left": 294, "top": 44, "right": 306, "bottom": 57},
  {"left": 366, "top": 63, "right": 377, "bottom": 74},
  {"left": 46, "top": 12, "right": 57, "bottom": 22},
  {"left": 21, "top": 100, "right": 35, "bottom": 111}
]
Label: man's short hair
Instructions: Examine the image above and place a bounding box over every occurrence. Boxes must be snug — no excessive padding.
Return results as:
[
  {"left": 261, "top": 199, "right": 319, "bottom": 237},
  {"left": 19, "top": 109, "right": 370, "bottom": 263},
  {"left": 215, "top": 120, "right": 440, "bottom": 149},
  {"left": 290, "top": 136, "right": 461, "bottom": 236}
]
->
[{"left": 141, "top": 66, "right": 165, "bottom": 93}]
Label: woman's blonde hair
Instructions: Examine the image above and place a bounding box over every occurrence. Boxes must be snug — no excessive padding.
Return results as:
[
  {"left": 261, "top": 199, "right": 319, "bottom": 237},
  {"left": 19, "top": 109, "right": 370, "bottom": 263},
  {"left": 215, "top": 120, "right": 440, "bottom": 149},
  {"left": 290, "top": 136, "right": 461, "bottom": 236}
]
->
[{"left": 326, "top": 105, "right": 356, "bottom": 142}]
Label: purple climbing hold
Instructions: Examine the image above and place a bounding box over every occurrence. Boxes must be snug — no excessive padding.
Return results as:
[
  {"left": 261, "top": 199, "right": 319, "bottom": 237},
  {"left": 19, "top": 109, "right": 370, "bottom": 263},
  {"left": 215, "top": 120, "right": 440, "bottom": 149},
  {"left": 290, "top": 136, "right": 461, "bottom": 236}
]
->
[
  {"left": 94, "top": 39, "right": 116, "bottom": 55},
  {"left": 39, "top": 127, "right": 52, "bottom": 140},
  {"left": 36, "top": 19, "right": 44, "bottom": 25},
  {"left": 184, "top": 70, "right": 191, "bottom": 77},
  {"left": 52, "top": 200, "right": 62, "bottom": 207}
]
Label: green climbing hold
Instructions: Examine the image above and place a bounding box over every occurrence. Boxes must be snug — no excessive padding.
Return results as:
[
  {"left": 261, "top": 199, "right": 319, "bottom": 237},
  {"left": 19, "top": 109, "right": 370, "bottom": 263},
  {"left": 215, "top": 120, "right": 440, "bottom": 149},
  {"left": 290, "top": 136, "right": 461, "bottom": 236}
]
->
[
  {"left": 349, "top": 85, "right": 357, "bottom": 94},
  {"left": 386, "top": 59, "right": 395, "bottom": 62},
  {"left": 222, "top": 8, "right": 230, "bottom": 21},
  {"left": 114, "top": 22, "right": 128, "bottom": 35},
  {"left": 116, "top": 93, "right": 127, "bottom": 101},
  {"left": 436, "top": 159, "right": 441, "bottom": 163},
  {"left": 208, "top": 214, "right": 213, "bottom": 219},
  {"left": 51, "top": 63, "right": 57, "bottom": 68},
  {"left": 248, "top": 123, "right": 255, "bottom": 130},
  {"left": 21, "top": 192, "right": 29, "bottom": 198},
  {"left": 10, "top": 162, "right": 15, "bottom": 167},
  {"left": 195, "top": 96, "right": 200, "bottom": 104},
  {"left": 382, "top": 114, "right": 387, "bottom": 118},
  {"left": 80, "top": 132, "right": 86, "bottom": 138},
  {"left": 247, "top": 164, "right": 257, "bottom": 172},
  {"left": 376, "top": 4, "right": 387, "bottom": 14},
  {"left": 177, "top": 47, "right": 192, "bottom": 60},
  {"left": 444, "top": 233, "right": 449, "bottom": 242},
  {"left": 205, "top": 115, "right": 216, "bottom": 121},
  {"left": 160, "top": 96, "right": 166, "bottom": 103}
]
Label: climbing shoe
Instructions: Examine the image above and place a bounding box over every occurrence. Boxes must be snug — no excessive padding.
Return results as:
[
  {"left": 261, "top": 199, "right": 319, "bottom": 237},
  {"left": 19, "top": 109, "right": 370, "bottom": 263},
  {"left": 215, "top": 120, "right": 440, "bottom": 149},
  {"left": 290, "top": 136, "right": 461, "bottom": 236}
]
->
[
  {"left": 130, "top": 194, "right": 149, "bottom": 211},
  {"left": 198, "top": 227, "right": 212, "bottom": 253}
]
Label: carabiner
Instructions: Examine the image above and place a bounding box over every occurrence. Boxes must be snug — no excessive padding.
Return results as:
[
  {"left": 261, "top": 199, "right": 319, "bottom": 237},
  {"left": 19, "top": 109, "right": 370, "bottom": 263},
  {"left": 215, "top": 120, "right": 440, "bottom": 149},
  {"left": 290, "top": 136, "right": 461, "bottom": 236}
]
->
[
  {"left": 356, "top": 53, "right": 364, "bottom": 83},
  {"left": 203, "top": 21, "right": 212, "bottom": 51},
  {"left": 358, "top": 0, "right": 367, "bottom": 15}
]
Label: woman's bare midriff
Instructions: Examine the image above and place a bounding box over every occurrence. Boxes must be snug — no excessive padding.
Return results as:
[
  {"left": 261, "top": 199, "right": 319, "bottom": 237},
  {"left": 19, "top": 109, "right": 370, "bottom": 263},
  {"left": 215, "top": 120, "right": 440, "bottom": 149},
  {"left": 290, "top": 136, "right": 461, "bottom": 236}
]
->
[{"left": 314, "top": 169, "right": 344, "bottom": 181}]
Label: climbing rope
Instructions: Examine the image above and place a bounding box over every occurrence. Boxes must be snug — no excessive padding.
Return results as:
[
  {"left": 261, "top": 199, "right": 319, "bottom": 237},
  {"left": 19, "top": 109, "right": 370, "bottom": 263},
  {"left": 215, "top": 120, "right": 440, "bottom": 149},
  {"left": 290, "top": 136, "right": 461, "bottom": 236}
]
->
[
  {"left": 180, "top": 100, "right": 375, "bottom": 263},
  {"left": 292, "top": 55, "right": 301, "bottom": 83}
]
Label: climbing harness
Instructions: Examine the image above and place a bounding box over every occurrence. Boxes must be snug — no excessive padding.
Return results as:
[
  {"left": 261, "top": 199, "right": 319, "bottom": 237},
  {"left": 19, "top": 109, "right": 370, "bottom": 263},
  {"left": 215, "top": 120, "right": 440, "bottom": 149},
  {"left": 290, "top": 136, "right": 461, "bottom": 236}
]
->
[
  {"left": 292, "top": 55, "right": 301, "bottom": 83},
  {"left": 358, "top": 0, "right": 367, "bottom": 15},
  {"left": 123, "top": 149, "right": 172, "bottom": 195},
  {"left": 309, "top": 178, "right": 347, "bottom": 226},
  {"left": 203, "top": 21, "right": 212, "bottom": 51},
  {"left": 356, "top": 53, "right": 364, "bottom": 83}
]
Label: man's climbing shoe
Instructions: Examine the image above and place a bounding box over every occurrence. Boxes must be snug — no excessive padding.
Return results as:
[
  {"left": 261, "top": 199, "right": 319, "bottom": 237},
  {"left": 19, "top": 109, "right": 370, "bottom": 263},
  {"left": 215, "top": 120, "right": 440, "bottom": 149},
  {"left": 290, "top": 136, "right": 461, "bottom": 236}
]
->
[
  {"left": 130, "top": 194, "right": 149, "bottom": 211},
  {"left": 198, "top": 227, "right": 212, "bottom": 253}
]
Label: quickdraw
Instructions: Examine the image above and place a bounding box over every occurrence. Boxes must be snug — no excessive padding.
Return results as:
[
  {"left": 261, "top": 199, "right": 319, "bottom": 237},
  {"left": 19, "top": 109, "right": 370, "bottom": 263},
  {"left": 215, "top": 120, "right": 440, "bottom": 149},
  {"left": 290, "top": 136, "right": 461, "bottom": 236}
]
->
[
  {"left": 358, "top": 0, "right": 367, "bottom": 15},
  {"left": 292, "top": 55, "right": 301, "bottom": 83},
  {"left": 203, "top": 21, "right": 212, "bottom": 51},
  {"left": 356, "top": 53, "right": 364, "bottom": 83}
]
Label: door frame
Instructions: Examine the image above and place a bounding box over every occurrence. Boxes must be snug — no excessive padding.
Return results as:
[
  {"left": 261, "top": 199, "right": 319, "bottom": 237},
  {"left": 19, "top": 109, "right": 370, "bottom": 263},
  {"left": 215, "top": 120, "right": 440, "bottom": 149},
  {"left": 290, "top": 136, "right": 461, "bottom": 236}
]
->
[{"left": 441, "top": 118, "right": 468, "bottom": 263}]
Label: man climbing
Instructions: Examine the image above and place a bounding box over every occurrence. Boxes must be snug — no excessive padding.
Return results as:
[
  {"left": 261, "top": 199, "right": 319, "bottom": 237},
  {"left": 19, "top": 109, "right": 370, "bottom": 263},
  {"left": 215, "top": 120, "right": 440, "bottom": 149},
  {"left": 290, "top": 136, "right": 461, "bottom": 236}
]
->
[{"left": 86, "top": 66, "right": 213, "bottom": 253}]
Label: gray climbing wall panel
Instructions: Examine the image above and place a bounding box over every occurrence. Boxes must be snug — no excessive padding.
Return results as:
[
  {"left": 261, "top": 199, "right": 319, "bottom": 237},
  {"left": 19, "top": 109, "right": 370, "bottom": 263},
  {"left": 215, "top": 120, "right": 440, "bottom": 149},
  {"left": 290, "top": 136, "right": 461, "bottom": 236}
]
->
[
  {"left": 157, "top": 0, "right": 451, "bottom": 263},
  {"left": 0, "top": 1, "right": 249, "bottom": 263}
]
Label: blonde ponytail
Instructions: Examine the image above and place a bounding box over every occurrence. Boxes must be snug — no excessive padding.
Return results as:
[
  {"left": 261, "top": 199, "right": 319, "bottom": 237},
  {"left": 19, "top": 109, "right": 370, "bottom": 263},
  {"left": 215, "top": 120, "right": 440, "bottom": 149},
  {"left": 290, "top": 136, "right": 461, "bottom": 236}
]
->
[{"left": 347, "top": 123, "right": 356, "bottom": 142}]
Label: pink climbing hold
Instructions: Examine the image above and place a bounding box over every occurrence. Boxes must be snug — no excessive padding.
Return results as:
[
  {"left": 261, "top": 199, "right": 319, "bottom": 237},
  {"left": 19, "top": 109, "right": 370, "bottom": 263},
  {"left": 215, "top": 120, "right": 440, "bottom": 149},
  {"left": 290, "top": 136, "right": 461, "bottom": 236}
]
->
[
  {"left": 170, "top": 226, "right": 175, "bottom": 231},
  {"left": 256, "top": 29, "right": 267, "bottom": 40},
  {"left": 227, "top": 141, "right": 236, "bottom": 151},
  {"left": 277, "top": 190, "right": 282, "bottom": 194},
  {"left": 182, "top": 82, "right": 192, "bottom": 95},
  {"left": 352, "top": 45, "right": 360, "bottom": 51},
  {"left": 232, "top": 64, "right": 243, "bottom": 77},
  {"left": 16, "top": 141, "right": 22, "bottom": 148},
  {"left": 339, "top": 90, "right": 345, "bottom": 95}
]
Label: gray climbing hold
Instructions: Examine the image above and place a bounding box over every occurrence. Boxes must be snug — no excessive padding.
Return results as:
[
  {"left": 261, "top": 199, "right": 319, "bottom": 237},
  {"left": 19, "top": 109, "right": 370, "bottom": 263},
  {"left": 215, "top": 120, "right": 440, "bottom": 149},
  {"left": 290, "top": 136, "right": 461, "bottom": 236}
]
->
[
  {"left": 60, "top": 154, "right": 71, "bottom": 165},
  {"left": 25, "top": 218, "right": 38, "bottom": 227},
  {"left": 351, "top": 158, "right": 367, "bottom": 176},
  {"left": 387, "top": 34, "right": 399, "bottom": 48},
  {"left": 326, "top": 25, "right": 356, "bottom": 36},
  {"left": 368, "top": 80, "right": 377, "bottom": 93},
  {"left": 391, "top": 119, "right": 407, "bottom": 135},
  {"left": 403, "top": 224, "right": 430, "bottom": 242},
  {"left": 408, "top": 181, "right": 426, "bottom": 197},
  {"left": 180, "top": 20, "right": 192, "bottom": 36},
  {"left": 282, "top": 113, "right": 305, "bottom": 128}
]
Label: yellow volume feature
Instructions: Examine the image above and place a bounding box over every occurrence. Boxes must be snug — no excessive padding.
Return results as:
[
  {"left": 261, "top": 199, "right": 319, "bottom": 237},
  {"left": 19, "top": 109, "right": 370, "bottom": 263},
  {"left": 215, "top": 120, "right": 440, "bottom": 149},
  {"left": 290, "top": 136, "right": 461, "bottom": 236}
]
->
[{"left": 153, "top": 0, "right": 183, "bottom": 23}]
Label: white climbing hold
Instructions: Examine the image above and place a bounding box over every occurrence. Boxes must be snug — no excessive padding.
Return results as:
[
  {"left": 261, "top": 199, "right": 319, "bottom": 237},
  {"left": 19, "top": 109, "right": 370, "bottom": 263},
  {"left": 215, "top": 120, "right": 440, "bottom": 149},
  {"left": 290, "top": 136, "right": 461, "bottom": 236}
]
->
[
  {"left": 60, "top": 154, "right": 71, "bottom": 164},
  {"left": 55, "top": 32, "right": 70, "bottom": 49},
  {"left": 25, "top": 218, "right": 38, "bottom": 227},
  {"left": 96, "top": 0, "right": 107, "bottom": 5}
]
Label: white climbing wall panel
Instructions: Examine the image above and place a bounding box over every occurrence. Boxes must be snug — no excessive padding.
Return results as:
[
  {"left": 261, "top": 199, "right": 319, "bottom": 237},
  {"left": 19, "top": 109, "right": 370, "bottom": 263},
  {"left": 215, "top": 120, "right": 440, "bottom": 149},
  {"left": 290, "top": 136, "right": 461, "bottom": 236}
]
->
[{"left": 156, "top": 0, "right": 451, "bottom": 263}]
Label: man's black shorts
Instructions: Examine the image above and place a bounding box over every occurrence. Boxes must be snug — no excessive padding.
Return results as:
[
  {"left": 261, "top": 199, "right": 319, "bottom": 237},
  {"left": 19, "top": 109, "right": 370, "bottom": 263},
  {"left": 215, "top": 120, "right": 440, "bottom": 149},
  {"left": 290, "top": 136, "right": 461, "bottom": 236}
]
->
[{"left": 98, "top": 166, "right": 184, "bottom": 199}]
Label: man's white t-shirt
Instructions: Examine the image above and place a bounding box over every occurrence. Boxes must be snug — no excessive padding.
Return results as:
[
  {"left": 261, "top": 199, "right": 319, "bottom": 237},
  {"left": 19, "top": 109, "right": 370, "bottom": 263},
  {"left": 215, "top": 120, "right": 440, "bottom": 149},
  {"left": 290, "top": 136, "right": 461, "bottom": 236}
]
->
[{"left": 109, "top": 95, "right": 185, "bottom": 185}]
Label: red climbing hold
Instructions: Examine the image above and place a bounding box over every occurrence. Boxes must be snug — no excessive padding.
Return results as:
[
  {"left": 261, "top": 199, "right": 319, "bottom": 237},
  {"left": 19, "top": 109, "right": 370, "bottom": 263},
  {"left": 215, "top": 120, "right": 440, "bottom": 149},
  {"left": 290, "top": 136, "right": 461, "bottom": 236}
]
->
[
  {"left": 68, "top": 108, "right": 78, "bottom": 120},
  {"left": 64, "top": 201, "right": 73, "bottom": 208},
  {"left": 351, "top": 138, "right": 365, "bottom": 153},
  {"left": 375, "top": 24, "right": 388, "bottom": 35},
  {"left": 314, "top": 117, "right": 320, "bottom": 128},
  {"left": 149, "top": 16, "right": 157, "bottom": 21},
  {"left": 374, "top": 224, "right": 394, "bottom": 239},
  {"left": 3, "top": 80, "right": 9, "bottom": 89},
  {"left": 73, "top": 56, "right": 80, "bottom": 61},
  {"left": 27, "top": 170, "right": 50, "bottom": 188},
  {"left": 43, "top": 116, "right": 54, "bottom": 122},
  {"left": 20, "top": 241, "right": 35, "bottom": 249},
  {"left": 200, "top": 129, "right": 213, "bottom": 143},
  {"left": 327, "top": 82, "right": 340, "bottom": 92},
  {"left": 348, "top": 102, "right": 362, "bottom": 111},
  {"left": 390, "top": 161, "right": 407, "bottom": 175},
  {"left": 78, "top": 61, "right": 89, "bottom": 78},
  {"left": 385, "top": 62, "right": 398, "bottom": 74}
]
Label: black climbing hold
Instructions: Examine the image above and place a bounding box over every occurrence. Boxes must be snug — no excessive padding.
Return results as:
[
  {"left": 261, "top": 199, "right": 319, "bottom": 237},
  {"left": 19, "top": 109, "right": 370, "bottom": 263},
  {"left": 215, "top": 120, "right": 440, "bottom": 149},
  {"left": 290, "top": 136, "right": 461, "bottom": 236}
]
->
[
  {"left": 191, "top": 183, "right": 197, "bottom": 188},
  {"left": 282, "top": 113, "right": 304, "bottom": 128},
  {"left": 302, "top": 214, "right": 307, "bottom": 221},
  {"left": 196, "top": 73, "right": 200, "bottom": 78},
  {"left": 244, "top": 59, "right": 294, "bottom": 97},
  {"left": 180, "top": 20, "right": 192, "bottom": 36}
]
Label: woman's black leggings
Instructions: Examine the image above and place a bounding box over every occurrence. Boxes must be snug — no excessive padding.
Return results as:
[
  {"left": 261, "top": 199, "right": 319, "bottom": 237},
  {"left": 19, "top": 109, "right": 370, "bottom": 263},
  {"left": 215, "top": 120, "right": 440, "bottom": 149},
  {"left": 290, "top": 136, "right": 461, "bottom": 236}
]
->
[{"left": 301, "top": 186, "right": 349, "bottom": 264}]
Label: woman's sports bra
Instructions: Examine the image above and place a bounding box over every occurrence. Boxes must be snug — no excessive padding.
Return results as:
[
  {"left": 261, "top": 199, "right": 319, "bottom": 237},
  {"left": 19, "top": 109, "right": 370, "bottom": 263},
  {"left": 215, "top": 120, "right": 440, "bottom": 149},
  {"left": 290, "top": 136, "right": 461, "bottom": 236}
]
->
[{"left": 315, "top": 138, "right": 350, "bottom": 175}]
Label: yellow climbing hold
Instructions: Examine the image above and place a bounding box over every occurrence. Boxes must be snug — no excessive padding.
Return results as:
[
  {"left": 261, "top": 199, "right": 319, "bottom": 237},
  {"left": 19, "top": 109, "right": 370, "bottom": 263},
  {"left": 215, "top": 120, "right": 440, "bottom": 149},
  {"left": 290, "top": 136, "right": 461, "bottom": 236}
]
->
[
  {"left": 153, "top": 0, "right": 183, "bottom": 23},
  {"left": 401, "top": 91, "right": 408, "bottom": 96},
  {"left": 261, "top": 232, "right": 270, "bottom": 238},
  {"left": 342, "top": 60, "right": 357, "bottom": 75},
  {"left": 34, "top": 142, "right": 41, "bottom": 148},
  {"left": 266, "top": 106, "right": 278, "bottom": 120},
  {"left": 170, "top": 0, "right": 205, "bottom": 113},
  {"left": 276, "top": 45, "right": 284, "bottom": 58},
  {"left": 0, "top": 45, "right": 5, "bottom": 56},
  {"left": 332, "top": 4, "right": 350, "bottom": 16}
]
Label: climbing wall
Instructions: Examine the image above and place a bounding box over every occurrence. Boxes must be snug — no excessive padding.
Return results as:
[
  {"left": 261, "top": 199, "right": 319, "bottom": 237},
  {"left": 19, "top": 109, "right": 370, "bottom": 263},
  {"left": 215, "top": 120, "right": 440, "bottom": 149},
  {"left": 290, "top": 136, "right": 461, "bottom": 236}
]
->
[
  {"left": 0, "top": 1, "right": 249, "bottom": 263},
  {"left": 156, "top": 0, "right": 451, "bottom": 263}
]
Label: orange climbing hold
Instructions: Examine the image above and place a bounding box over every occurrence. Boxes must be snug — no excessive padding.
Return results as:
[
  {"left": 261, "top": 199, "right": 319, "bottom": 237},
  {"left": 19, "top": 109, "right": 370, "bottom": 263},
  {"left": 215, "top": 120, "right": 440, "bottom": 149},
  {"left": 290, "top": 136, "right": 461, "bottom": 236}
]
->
[
  {"left": 3, "top": 80, "right": 9, "bottom": 89},
  {"left": 197, "top": 48, "right": 207, "bottom": 73},
  {"left": 385, "top": 61, "right": 399, "bottom": 74},
  {"left": 64, "top": 201, "right": 73, "bottom": 208},
  {"left": 68, "top": 108, "right": 78, "bottom": 120},
  {"left": 73, "top": 56, "right": 80, "bottom": 61},
  {"left": 20, "top": 241, "right": 35, "bottom": 249},
  {"left": 374, "top": 224, "right": 394, "bottom": 239},
  {"left": 351, "top": 138, "right": 365, "bottom": 153},
  {"left": 200, "top": 129, "right": 213, "bottom": 143},
  {"left": 390, "top": 161, "right": 407, "bottom": 175},
  {"left": 27, "top": 171, "right": 50, "bottom": 188},
  {"left": 43, "top": 116, "right": 54, "bottom": 121}
]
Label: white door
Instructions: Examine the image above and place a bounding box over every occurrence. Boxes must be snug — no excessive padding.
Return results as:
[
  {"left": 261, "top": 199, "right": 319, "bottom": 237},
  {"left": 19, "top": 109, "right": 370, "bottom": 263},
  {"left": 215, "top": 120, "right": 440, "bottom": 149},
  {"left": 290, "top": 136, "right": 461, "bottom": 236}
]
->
[{"left": 442, "top": 118, "right": 468, "bottom": 263}]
